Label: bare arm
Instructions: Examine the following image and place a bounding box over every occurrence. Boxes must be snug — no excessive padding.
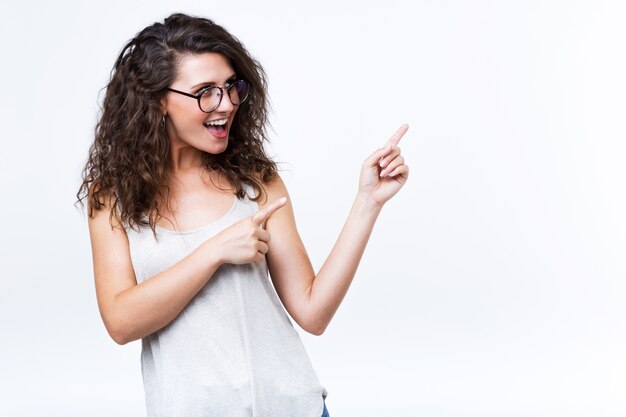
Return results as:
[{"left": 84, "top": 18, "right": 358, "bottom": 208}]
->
[
  {"left": 265, "top": 124, "right": 410, "bottom": 335},
  {"left": 88, "top": 195, "right": 222, "bottom": 345},
  {"left": 89, "top": 192, "right": 286, "bottom": 345},
  {"left": 307, "top": 193, "right": 382, "bottom": 332}
]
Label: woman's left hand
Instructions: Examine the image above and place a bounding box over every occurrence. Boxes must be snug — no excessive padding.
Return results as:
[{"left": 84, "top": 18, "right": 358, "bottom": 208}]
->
[{"left": 358, "top": 123, "right": 410, "bottom": 208}]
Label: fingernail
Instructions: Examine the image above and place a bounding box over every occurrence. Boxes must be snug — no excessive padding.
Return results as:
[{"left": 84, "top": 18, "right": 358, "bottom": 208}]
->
[{"left": 380, "top": 169, "right": 387, "bottom": 177}]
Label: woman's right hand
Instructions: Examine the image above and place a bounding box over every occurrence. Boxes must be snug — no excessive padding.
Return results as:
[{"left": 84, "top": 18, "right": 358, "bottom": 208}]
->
[{"left": 211, "top": 197, "right": 287, "bottom": 265}]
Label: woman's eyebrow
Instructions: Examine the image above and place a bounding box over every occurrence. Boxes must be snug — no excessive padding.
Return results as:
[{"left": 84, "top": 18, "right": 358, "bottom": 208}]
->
[{"left": 190, "top": 74, "right": 237, "bottom": 90}]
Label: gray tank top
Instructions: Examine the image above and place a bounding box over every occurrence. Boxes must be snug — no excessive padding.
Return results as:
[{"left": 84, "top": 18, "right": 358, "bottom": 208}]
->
[{"left": 125, "top": 183, "right": 328, "bottom": 417}]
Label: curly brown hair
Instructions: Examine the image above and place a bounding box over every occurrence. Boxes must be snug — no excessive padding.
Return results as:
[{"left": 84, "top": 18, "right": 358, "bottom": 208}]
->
[{"left": 76, "top": 13, "right": 277, "bottom": 234}]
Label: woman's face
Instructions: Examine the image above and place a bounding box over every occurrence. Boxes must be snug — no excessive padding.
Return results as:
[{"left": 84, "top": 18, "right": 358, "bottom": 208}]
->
[{"left": 161, "top": 52, "right": 239, "bottom": 156}]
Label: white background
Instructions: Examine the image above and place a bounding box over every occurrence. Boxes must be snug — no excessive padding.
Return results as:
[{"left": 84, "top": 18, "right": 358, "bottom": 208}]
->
[{"left": 1, "top": 1, "right": 625, "bottom": 416}]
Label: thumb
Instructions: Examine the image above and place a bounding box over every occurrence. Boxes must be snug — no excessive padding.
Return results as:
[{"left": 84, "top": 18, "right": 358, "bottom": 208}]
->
[
  {"left": 252, "top": 196, "right": 287, "bottom": 227},
  {"left": 364, "top": 146, "right": 390, "bottom": 168}
]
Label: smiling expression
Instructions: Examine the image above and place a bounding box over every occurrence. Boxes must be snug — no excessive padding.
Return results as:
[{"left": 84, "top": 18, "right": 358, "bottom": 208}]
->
[{"left": 161, "top": 52, "right": 239, "bottom": 156}]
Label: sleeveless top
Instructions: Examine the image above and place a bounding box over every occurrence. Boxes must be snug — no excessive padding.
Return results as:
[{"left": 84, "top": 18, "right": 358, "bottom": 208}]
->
[{"left": 124, "top": 183, "right": 328, "bottom": 417}]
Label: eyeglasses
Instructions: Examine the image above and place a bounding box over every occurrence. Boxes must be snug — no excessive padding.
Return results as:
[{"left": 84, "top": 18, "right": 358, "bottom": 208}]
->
[{"left": 166, "top": 79, "right": 250, "bottom": 113}]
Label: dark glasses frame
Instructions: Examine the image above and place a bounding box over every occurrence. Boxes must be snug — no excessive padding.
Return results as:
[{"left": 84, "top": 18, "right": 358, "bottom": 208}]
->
[{"left": 166, "top": 79, "right": 250, "bottom": 113}]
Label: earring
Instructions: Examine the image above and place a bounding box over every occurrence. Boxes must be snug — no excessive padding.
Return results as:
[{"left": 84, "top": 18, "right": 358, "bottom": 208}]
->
[{"left": 161, "top": 115, "right": 166, "bottom": 130}]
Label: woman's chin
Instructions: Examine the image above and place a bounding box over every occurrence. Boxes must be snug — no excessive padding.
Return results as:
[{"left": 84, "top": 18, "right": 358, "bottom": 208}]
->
[{"left": 203, "top": 139, "right": 229, "bottom": 155}]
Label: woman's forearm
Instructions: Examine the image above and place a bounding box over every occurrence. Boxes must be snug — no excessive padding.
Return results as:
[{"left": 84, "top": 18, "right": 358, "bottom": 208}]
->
[
  {"left": 109, "top": 240, "right": 222, "bottom": 345},
  {"left": 307, "top": 192, "right": 383, "bottom": 334}
]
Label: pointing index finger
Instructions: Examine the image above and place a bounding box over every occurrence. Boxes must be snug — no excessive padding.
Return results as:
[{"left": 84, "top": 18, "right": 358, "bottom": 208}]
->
[
  {"left": 252, "top": 196, "right": 287, "bottom": 227},
  {"left": 385, "top": 123, "right": 409, "bottom": 147}
]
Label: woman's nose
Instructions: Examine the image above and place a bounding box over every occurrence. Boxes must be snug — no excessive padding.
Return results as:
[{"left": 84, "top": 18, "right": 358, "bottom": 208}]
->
[{"left": 215, "top": 89, "right": 235, "bottom": 113}]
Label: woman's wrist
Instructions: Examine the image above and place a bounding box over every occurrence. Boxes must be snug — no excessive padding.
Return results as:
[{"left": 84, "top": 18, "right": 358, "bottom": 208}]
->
[
  {"left": 199, "top": 237, "right": 224, "bottom": 269},
  {"left": 354, "top": 191, "right": 384, "bottom": 216}
]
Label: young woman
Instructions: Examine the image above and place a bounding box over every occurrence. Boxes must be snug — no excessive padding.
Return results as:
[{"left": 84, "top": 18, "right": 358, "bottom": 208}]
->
[{"left": 77, "top": 12, "right": 408, "bottom": 417}]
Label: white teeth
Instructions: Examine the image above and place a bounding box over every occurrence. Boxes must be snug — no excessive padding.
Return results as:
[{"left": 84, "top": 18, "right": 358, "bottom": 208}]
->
[{"left": 204, "top": 118, "right": 228, "bottom": 126}]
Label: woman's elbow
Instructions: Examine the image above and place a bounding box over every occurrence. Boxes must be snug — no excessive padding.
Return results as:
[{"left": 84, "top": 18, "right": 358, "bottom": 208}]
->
[
  {"left": 102, "top": 313, "right": 131, "bottom": 345},
  {"left": 107, "top": 323, "right": 130, "bottom": 345},
  {"left": 308, "top": 327, "right": 325, "bottom": 336},
  {"left": 302, "top": 319, "right": 327, "bottom": 336},
  {"left": 113, "top": 331, "right": 132, "bottom": 345}
]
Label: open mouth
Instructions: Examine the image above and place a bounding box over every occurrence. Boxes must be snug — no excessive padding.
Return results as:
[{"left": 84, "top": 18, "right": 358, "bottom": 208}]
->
[{"left": 203, "top": 118, "right": 229, "bottom": 138}]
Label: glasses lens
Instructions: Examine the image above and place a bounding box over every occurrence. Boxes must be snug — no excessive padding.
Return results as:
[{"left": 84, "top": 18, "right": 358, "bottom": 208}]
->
[
  {"left": 199, "top": 87, "right": 221, "bottom": 112},
  {"left": 229, "top": 80, "right": 250, "bottom": 105}
]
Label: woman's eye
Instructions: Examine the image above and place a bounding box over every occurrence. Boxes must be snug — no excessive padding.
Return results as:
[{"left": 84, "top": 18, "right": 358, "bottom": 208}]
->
[{"left": 200, "top": 87, "right": 217, "bottom": 96}]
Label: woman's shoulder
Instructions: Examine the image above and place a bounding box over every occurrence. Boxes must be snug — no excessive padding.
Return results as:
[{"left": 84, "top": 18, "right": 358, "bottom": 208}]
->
[
  {"left": 86, "top": 183, "right": 136, "bottom": 231},
  {"left": 251, "top": 171, "right": 289, "bottom": 209}
]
